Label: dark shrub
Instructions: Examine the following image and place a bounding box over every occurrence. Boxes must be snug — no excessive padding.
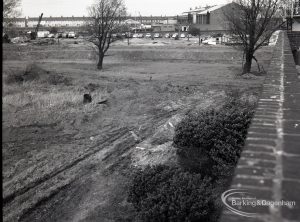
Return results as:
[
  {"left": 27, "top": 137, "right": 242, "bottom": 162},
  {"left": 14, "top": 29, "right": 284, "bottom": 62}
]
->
[
  {"left": 5, "top": 64, "right": 72, "bottom": 86},
  {"left": 5, "top": 73, "right": 24, "bottom": 84},
  {"left": 128, "top": 165, "right": 215, "bottom": 222},
  {"left": 188, "top": 26, "right": 201, "bottom": 37},
  {"left": 47, "top": 74, "right": 72, "bottom": 85},
  {"left": 49, "top": 26, "right": 58, "bottom": 34},
  {"left": 173, "top": 96, "right": 254, "bottom": 178}
]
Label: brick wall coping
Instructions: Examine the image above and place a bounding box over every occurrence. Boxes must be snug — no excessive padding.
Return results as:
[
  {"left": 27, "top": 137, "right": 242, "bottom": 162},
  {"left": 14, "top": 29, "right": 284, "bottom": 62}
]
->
[{"left": 220, "top": 31, "right": 300, "bottom": 222}]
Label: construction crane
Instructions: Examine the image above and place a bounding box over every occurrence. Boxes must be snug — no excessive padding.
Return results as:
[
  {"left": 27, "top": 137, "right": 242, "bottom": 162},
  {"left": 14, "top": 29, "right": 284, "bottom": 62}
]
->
[{"left": 30, "top": 13, "right": 43, "bottom": 40}]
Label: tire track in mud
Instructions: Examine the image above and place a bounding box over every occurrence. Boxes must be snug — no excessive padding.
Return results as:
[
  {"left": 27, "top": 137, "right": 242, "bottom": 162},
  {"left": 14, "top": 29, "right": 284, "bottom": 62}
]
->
[
  {"left": 14, "top": 131, "right": 138, "bottom": 222},
  {"left": 3, "top": 127, "right": 130, "bottom": 206},
  {"left": 3, "top": 109, "right": 178, "bottom": 222}
]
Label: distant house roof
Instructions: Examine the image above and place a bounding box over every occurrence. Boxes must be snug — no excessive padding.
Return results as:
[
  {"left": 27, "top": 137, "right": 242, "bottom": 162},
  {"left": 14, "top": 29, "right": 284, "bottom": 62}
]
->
[
  {"left": 27, "top": 16, "right": 92, "bottom": 21},
  {"left": 124, "top": 19, "right": 140, "bottom": 24}
]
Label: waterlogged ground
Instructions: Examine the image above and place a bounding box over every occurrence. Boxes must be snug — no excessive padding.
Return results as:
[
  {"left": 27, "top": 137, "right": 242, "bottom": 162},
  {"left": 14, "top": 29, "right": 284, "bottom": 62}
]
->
[{"left": 2, "top": 38, "right": 274, "bottom": 222}]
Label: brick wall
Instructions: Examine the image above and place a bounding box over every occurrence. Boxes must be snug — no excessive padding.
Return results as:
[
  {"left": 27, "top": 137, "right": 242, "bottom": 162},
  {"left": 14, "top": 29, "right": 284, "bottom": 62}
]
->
[
  {"left": 287, "top": 31, "right": 300, "bottom": 65},
  {"left": 287, "top": 31, "right": 300, "bottom": 51},
  {"left": 220, "top": 31, "right": 300, "bottom": 222}
]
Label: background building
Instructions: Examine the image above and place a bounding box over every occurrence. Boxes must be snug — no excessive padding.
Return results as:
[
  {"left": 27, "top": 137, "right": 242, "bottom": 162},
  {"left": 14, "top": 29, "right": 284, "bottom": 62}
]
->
[
  {"left": 3, "top": 15, "right": 179, "bottom": 33},
  {"left": 3, "top": 3, "right": 240, "bottom": 34},
  {"left": 183, "top": 2, "right": 239, "bottom": 33}
]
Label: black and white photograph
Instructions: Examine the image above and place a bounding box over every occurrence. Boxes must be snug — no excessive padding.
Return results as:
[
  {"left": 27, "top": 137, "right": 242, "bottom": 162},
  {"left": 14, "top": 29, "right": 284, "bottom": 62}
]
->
[{"left": 2, "top": 0, "right": 300, "bottom": 221}]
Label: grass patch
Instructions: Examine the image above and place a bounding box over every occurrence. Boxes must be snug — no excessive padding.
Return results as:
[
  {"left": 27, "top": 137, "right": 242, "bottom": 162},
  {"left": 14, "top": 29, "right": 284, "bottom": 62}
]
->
[{"left": 2, "top": 64, "right": 108, "bottom": 127}]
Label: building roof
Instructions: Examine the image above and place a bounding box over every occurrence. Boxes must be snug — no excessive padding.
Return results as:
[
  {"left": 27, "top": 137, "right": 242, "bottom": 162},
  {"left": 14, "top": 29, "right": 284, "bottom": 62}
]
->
[
  {"left": 124, "top": 19, "right": 141, "bottom": 24},
  {"left": 197, "top": 4, "right": 226, "bottom": 15},
  {"left": 133, "top": 16, "right": 175, "bottom": 20},
  {"left": 5, "top": 15, "right": 178, "bottom": 23},
  {"left": 182, "top": 8, "right": 206, "bottom": 14},
  {"left": 27, "top": 16, "right": 92, "bottom": 21}
]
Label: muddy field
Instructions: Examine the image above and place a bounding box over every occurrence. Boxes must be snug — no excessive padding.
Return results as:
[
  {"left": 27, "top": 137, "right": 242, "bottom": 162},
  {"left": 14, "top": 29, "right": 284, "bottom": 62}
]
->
[{"left": 2, "top": 38, "right": 274, "bottom": 222}]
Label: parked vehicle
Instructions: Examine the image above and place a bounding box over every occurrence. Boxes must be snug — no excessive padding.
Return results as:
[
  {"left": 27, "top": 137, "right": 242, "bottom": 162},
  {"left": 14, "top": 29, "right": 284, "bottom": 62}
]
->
[
  {"left": 202, "top": 38, "right": 217, "bottom": 45},
  {"left": 223, "top": 37, "right": 243, "bottom": 46},
  {"left": 138, "top": 33, "right": 144, "bottom": 38},
  {"left": 37, "top": 31, "right": 50, "bottom": 38},
  {"left": 62, "top": 32, "right": 68, "bottom": 38},
  {"left": 145, "top": 33, "right": 152, "bottom": 38},
  {"left": 132, "top": 33, "right": 139, "bottom": 38},
  {"left": 47, "top": 33, "right": 55, "bottom": 38},
  {"left": 56, "top": 32, "right": 63, "bottom": 38},
  {"left": 172, "top": 33, "right": 178, "bottom": 38},
  {"left": 164, "top": 33, "right": 170, "bottom": 38},
  {"left": 114, "top": 33, "right": 123, "bottom": 39},
  {"left": 180, "top": 33, "right": 186, "bottom": 38},
  {"left": 125, "top": 32, "right": 132, "bottom": 38},
  {"left": 68, "top": 32, "right": 76, "bottom": 38},
  {"left": 153, "top": 33, "right": 162, "bottom": 38}
]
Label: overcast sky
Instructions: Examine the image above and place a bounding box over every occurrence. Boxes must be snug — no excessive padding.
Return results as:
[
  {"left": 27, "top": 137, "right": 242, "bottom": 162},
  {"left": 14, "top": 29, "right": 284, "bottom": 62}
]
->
[{"left": 21, "top": 0, "right": 231, "bottom": 17}]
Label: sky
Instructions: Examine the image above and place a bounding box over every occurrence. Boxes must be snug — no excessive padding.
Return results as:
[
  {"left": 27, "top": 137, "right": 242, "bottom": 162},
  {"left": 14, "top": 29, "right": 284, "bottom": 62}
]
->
[{"left": 21, "top": 0, "right": 231, "bottom": 17}]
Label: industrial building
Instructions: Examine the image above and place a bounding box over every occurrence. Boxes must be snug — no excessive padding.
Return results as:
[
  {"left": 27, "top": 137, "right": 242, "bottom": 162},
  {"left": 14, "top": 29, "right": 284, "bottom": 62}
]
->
[{"left": 182, "top": 2, "right": 239, "bottom": 33}]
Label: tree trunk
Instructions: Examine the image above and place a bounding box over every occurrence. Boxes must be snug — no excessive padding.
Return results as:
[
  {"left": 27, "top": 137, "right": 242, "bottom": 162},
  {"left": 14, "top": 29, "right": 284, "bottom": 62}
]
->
[
  {"left": 243, "top": 52, "right": 253, "bottom": 74},
  {"left": 97, "top": 53, "right": 104, "bottom": 70},
  {"left": 199, "top": 35, "right": 200, "bottom": 45}
]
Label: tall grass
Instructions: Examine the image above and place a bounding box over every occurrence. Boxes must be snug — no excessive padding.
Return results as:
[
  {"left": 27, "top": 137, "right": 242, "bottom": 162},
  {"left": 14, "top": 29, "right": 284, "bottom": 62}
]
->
[{"left": 2, "top": 66, "right": 108, "bottom": 127}]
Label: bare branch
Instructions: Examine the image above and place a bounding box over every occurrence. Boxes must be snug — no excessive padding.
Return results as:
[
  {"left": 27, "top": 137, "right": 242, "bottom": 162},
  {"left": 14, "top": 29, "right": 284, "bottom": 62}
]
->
[
  {"left": 3, "top": 0, "right": 21, "bottom": 18},
  {"left": 223, "top": 0, "right": 284, "bottom": 73},
  {"left": 88, "top": 0, "right": 126, "bottom": 70}
]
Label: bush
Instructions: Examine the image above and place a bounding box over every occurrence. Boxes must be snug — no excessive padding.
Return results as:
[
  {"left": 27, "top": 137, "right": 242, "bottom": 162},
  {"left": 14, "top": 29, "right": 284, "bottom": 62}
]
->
[
  {"left": 5, "top": 73, "right": 24, "bottom": 84},
  {"left": 188, "top": 26, "right": 201, "bottom": 37},
  {"left": 49, "top": 26, "right": 58, "bottom": 34},
  {"left": 127, "top": 93, "right": 255, "bottom": 221},
  {"left": 128, "top": 165, "right": 216, "bottom": 222},
  {"left": 173, "top": 96, "right": 254, "bottom": 178},
  {"left": 4, "top": 64, "right": 72, "bottom": 86}
]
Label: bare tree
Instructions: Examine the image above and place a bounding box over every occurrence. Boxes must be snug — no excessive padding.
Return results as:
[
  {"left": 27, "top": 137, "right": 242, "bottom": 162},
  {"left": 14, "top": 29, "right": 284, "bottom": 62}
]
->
[
  {"left": 224, "top": 0, "right": 284, "bottom": 74},
  {"left": 3, "top": 0, "right": 22, "bottom": 32},
  {"left": 3, "top": 0, "right": 21, "bottom": 18},
  {"left": 88, "top": 0, "right": 126, "bottom": 70}
]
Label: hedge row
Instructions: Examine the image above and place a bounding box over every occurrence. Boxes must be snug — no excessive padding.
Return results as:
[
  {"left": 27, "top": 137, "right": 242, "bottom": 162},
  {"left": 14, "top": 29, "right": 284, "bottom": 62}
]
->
[{"left": 128, "top": 93, "right": 255, "bottom": 221}]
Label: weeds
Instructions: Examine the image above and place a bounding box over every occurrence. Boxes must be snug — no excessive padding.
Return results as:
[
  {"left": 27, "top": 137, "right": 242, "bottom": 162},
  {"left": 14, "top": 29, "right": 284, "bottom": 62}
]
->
[{"left": 2, "top": 64, "right": 108, "bottom": 127}]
